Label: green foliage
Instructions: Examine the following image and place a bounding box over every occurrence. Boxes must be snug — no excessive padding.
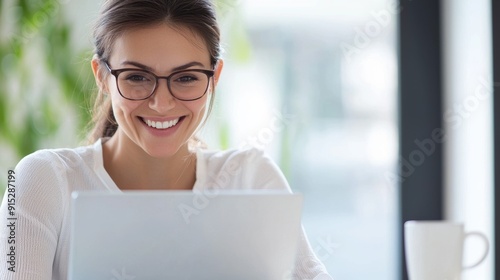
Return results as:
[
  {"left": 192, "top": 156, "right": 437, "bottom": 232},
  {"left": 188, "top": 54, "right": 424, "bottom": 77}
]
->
[
  {"left": 227, "top": 10, "right": 252, "bottom": 63},
  {"left": 0, "top": 0, "right": 95, "bottom": 197},
  {"left": 0, "top": 0, "right": 94, "bottom": 159},
  {"left": 217, "top": 121, "right": 230, "bottom": 150}
]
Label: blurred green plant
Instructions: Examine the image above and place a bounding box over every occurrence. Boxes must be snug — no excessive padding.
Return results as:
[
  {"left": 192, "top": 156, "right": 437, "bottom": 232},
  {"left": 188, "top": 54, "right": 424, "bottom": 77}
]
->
[
  {"left": 0, "top": 0, "right": 95, "bottom": 198},
  {"left": 0, "top": 0, "right": 94, "bottom": 158}
]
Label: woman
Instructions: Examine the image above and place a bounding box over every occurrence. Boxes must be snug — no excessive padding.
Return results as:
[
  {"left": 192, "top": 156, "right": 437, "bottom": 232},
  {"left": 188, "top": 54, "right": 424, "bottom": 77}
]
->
[{"left": 0, "top": 0, "right": 332, "bottom": 279}]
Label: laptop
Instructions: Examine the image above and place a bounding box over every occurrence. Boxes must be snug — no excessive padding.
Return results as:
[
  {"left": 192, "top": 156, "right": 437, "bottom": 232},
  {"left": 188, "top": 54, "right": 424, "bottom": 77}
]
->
[{"left": 69, "top": 190, "right": 303, "bottom": 280}]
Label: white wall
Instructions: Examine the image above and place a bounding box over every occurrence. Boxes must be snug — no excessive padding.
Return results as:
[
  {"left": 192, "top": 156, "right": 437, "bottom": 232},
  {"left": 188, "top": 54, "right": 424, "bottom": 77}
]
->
[{"left": 442, "top": 1, "right": 493, "bottom": 279}]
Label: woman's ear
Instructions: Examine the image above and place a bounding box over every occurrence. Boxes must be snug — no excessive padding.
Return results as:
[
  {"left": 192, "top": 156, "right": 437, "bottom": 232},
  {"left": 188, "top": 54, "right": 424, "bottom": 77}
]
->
[
  {"left": 213, "top": 59, "right": 224, "bottom": 87},
  {"left": 91, "top": 54, "right": 109, "bottom": 93}
]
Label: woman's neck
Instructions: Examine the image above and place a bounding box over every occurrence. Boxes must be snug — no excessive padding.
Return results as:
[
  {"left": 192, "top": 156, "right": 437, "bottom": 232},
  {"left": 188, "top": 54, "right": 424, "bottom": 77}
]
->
[{"left": 102, "top": 134, "right": 197, "bottom": 191}]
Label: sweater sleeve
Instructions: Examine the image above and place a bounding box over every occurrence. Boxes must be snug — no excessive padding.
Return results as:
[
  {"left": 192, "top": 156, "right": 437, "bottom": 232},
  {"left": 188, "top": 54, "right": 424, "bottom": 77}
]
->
[
  {"left": 245, "top": 149, "right": 333, "bottom": 280},
  {"left": 0, "top": 151, "right": 65, "bottom": 280}
]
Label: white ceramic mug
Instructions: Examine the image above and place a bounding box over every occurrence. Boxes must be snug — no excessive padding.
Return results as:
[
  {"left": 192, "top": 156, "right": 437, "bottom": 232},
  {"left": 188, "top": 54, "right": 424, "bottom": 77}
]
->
[{"left": 404, "top": 221, "right": 489, "bottom": 280}]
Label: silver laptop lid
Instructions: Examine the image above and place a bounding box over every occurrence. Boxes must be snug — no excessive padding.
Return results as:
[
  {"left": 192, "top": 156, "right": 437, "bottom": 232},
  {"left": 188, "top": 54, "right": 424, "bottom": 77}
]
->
[{"left": 69, "top": 190, "right": 303, "bottom": 280}]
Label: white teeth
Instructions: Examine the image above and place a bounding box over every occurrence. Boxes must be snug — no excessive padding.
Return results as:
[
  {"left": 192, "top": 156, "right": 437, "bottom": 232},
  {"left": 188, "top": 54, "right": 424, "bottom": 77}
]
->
[{"left": 144, "top": 118, "right": 180, "bottom": 130}]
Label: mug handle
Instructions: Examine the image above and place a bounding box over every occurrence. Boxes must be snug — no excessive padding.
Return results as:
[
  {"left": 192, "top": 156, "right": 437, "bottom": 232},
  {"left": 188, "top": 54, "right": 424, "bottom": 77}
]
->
[{"left": 463, "top": 231, "right": 490, "bottom": 269}]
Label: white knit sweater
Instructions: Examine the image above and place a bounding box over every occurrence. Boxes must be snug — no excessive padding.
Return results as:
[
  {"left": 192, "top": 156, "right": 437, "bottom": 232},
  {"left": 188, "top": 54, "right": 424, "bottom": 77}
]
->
[{"left": 0, "top": 139, "right": 332, "bottom": 280}]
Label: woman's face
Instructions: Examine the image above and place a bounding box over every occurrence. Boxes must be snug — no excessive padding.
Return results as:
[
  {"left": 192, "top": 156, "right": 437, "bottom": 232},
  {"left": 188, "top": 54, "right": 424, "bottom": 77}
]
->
[{"left": 96, "top": 24, "right": 222, "bottom": 158}]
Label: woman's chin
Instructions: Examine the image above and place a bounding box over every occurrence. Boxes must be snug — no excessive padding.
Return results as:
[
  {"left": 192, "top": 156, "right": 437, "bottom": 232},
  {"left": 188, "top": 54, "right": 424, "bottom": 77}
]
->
[{"left": 141, "top": 142, "right": 189, "bottom": 159}]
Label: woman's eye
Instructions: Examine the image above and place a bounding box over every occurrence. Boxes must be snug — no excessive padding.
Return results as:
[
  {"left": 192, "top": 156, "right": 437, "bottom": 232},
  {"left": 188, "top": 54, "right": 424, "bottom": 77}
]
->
[
  {"left": 120, "top": 71, "right": 154, "bottom": 83},
  {"left": 175, "top": 75, "right": 198, "bottom": 83},
  {"left": 126, "top": 74, "right": 150, "bottom": 82}
]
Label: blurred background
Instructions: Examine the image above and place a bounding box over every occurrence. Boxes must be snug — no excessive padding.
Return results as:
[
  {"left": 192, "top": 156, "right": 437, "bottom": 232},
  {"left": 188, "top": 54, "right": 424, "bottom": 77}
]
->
[
  {"left": 0, "top": 0, "right": 495, "bottom": 279},
  {"left": 0, "top": 0, "right": 398, "bottom": 278}
]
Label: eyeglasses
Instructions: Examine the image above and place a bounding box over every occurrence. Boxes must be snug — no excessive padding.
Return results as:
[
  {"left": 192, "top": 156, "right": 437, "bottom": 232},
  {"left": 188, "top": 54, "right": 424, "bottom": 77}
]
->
[{"left": 103, "top": 62, "right": 215, "bottom": 101}]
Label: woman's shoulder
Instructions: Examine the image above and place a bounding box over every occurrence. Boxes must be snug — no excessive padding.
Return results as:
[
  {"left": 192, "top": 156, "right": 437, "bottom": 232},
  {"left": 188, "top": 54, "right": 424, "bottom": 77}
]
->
[
  {"left": 16, "top": 141, "right": 98, "bottom": 173},
  {"left": 196, "top": 146, "right": 290, "bottom": 191},
  {"left": 11, "top": 142, "right": 102, "bottom": 201}
]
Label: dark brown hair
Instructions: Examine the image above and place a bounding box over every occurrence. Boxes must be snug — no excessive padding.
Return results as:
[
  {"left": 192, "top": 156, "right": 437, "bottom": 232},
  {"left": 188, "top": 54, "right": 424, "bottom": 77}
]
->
[{"left": 87, "top": 0, "right": 221, "bottom": 143}]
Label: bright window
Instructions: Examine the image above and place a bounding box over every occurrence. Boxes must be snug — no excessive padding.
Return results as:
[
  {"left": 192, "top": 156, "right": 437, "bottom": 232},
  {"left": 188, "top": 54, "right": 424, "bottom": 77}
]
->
[{"left": 203, "top": 1, "right": 399, "bottom": 278}]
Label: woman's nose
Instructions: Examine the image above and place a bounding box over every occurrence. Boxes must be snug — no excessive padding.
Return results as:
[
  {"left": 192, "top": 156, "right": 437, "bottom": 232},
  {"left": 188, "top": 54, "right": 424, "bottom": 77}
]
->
[{"left": 148, "top": 79, "right": 176, "bottom": 112}]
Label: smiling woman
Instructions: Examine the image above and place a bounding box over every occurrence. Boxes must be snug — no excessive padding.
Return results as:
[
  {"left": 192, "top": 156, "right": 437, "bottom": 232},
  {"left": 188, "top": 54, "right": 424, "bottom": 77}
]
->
[
  {"left": 93, "top": 24, "right": 222, "bottom": 183},
  {"left": 0, "top": 0, "right": 332, "bottom": 279}
]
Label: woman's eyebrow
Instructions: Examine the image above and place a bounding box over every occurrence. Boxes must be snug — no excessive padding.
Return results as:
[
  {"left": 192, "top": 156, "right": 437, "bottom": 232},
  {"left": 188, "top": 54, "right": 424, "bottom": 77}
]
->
[
  {"left": 121, "top": 61, "right": 206, "bottom": 72},
  {"left": 172, "top": 61, "right": 206, "bottom": 71},
  {"left": 121, "top": 61, "right": 154, "bottom": 71}
]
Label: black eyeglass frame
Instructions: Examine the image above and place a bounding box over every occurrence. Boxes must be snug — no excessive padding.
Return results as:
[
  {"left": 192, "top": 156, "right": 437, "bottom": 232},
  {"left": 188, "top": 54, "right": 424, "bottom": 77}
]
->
[{"left": 103, "top": 61, "right": 216, "bottom": 101}]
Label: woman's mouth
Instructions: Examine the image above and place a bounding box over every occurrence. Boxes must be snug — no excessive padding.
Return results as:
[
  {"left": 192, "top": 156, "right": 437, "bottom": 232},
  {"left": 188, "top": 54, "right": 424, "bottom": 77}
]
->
[{"left": 141, "top": 117, "right": 182, "bottom": 130}]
